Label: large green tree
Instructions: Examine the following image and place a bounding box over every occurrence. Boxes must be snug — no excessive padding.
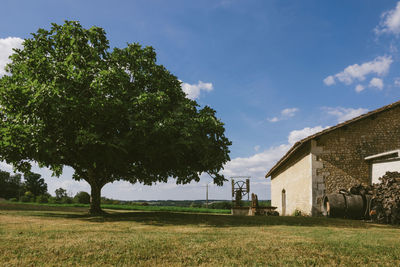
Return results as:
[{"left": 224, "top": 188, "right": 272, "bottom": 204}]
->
[
  {"left": 0, "top": 21, "right": 231, "bottom": 214},
  {"left": 23, "top": 172, "right": 48, "bottom": 197},
  {"left": 0, "top": 170, "right": 22, "bottom": 199}
]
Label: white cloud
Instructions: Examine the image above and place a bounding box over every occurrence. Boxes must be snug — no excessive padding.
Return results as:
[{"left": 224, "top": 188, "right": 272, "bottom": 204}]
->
[
  {"left": 254, "top": 145, "right": 260, "bottom": 152},
  {"left": 0, "top": 37, "right": 23, "bottom": 77},
  {"left": 369, "top": 77, "right": 384, "bottom": 90},
  {"left": 323, "top": 107, "right": 369, "bottom": 123},
  {"left": 323, "top": 75, "right": 335, "bottom": 86},
  {"left": 281, "top": 108, "right": 299, "bottom": 117},
  {"left": 223, "top": 144, "right": 291, "bottom": 179},
  {"left": 216, "top": 0, "right": 235, "bottom": 8},
  {"left": 394, "top": 77, "right": 400, "bottom": 87},
  {"left": 0, "top": 161, "right": 14, "bottom": 173},
  {"left": 288, "top": 126, "right": 327, "bottom": 145},
  {"left": 181, "top": 80, "right": 213, "bottom": 100},
  {"left": 267, "top": 117, "right": 279, "bottom": 123},
  {"left": 355, "top": 84, "right": 365, "bottom": 93},
  {"left": 323, "top": 56, "right": 392, "bottom": 86},
  {"left": 389, "top": 43, "right": 398, "bottom": 54},
  {"left": 376, "top": 2, "right": 400, "bottom": 35},
  {"left": 268, "top": 107, "right": 299, "bottom": 122}
]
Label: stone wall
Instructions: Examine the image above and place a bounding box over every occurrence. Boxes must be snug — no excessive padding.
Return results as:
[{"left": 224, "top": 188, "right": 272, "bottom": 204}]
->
[{"left": 312, "top": 105, "right": 400, "bottom": 213}]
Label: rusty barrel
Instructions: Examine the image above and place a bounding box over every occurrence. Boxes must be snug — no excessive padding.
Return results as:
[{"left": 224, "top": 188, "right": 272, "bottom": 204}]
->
[
  {"left": 323, "top": 193, "right": 369, "bottom": 219},
  {"left": 344, "top": 194, "right": 364, "bottom": 219},
  {"left": 323, "top": 193, "right": 346, "bottom": 218}
]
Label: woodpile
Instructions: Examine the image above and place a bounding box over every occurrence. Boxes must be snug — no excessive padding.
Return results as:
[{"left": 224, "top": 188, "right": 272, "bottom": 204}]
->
[
  {"left": 369, "top": 171, "right": 400, "bottom": 225},
  {"left": 327, "top": 171, "right": 400, "bottom": 224}
]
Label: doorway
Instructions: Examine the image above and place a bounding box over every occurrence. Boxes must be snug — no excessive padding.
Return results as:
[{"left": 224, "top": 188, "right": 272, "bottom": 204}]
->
[{"left": 282, "top": 189, "right": 286, "bottom": 216}]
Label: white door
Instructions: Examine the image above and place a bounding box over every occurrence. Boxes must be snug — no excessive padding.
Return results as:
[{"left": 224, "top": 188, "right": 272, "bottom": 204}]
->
[{"left": 371, "top": 159, "right": 400, "bottom": 184}]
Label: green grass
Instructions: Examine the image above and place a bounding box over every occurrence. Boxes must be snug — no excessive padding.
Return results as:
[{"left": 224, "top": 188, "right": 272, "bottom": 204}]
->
[
  {"left": 3, "top": 201, "right": 231, "bottom": 214},
  {"left": 1, "top": 202, "right": 400, "bottom": 266}
]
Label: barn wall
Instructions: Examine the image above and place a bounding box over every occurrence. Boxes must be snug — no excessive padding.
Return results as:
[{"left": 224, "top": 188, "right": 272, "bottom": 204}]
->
[
  {"left": 271, "top": 152, "right": 312, "bottom": 216},
  {"left": 312, "top": 105, "right": 400, "bottom": 214}
]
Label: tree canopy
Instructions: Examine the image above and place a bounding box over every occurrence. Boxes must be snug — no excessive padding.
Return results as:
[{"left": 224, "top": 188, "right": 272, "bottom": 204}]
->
[
  {"left": 0, "top": 21, "right": 231, "bottom": 214},
  {"left": 55, "top": 188, "right": 68, "bottom": 200},
  {"left": 24, "top": 172, "right": 48, "bottom": 197},
  {"left": 0, "top": 170, "right": 22, "bottom": 199},
  {"left": 74, "top": 191, "right": 91, "bottom": 204}
]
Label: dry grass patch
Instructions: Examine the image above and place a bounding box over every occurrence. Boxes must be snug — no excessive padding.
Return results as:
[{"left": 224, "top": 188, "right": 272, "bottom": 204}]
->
[{"left": 1, "top": 203, "right": 400, "bottom": 266}]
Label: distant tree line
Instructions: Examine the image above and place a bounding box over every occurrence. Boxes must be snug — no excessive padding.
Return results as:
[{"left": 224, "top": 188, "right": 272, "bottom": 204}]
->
[
  {"left": 97, "top": 199, "right": 272, "bottom": 209},
  {"left": 190, "top": 200, "right": 271, "bottom": 209},
  {"left": 0, "top": 169, "right": 90, "bottom": 204},
  {"left": 1, "top": 168, "right": 270, "bottom": 208}
]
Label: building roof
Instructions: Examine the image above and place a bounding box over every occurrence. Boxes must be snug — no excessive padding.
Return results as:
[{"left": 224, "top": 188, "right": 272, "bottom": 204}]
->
[
  {"left": 265, "top": 99, "right": 400, "bottom": 178},
  {"left": 364, "top": 149, "right": 400, "bottom": 161}
]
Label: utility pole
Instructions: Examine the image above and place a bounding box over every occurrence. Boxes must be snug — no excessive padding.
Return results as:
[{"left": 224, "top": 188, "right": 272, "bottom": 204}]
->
[
  {"left": 203, "top": 182, "right": 210, "bottom": 208},
  {"left": 206, "top": 183, "right": 209, "bottom": 208}
]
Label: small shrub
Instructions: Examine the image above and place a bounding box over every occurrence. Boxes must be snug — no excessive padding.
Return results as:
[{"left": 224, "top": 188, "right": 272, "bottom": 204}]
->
[
  {"left": 293, "top": 209, "right": 302, "bottom": 216},
  {"left": 61, "top": 196, "right": 73, "bottom": 204},
  {"left": 209, "top": 201, "right": 232, "bottom": 209},
  {"left": 9, "top": 198, "right": 18, "bottom": 202},
  {"left": 36, "top": 195, "right": 49, "bottom": 203},
  {"left": 21, "top": 191, "right": 34, "bottom": 202},
  {"left": 74, "top": 191, "right": 90, "bottom": 204},
  {"left": 24, "top": 191, "right": 34, "bottom": 198},
  {"left": 20, "top": 195, "right": 31, "bottom": 202},
  {"left": 190, "top": 202, "right": 202, "bottom": 208},
  {"left": 258, "top": 200, "right": 271, "bottom": 207},
  {"left": 101, "top": 197, "right": 114, "bottom": 204},
  {"left": 48, "top": 196, "right": 58, "bottom": 204}
]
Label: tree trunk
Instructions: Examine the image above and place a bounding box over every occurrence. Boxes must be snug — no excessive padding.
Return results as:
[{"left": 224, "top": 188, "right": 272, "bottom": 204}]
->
[{"left": 89, "top": 182, "right": 104, "bottom": 215}]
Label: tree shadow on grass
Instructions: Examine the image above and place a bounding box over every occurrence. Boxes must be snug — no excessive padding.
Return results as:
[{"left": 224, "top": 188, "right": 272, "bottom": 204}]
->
[
  {"left": 2, "top": 203, "right": 397, "bottom": 229},
  {"left": 27, "top": 209, "right": 398, "bottom": 229}
]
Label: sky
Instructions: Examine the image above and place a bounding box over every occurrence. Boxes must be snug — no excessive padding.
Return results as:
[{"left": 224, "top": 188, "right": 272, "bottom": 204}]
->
[{"left": 1, "top": 0, "right": 400, "bottom": 200}]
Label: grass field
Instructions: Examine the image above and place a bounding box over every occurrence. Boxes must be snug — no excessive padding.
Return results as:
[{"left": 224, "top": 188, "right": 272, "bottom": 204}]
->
[
  {"left": 2, "top": 201, "right": 230, "bottom": 214},
  {"left": 1, "top": 203, "right": 400, "bottom": 266}
]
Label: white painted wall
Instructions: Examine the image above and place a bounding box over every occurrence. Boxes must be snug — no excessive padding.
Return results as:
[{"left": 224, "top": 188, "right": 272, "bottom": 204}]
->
[
  {"left": 371, "top": 159, "right": 400, "bottom": 184},
  {"left": 271, "top": 153, "right": 312, "bottom": 216}
]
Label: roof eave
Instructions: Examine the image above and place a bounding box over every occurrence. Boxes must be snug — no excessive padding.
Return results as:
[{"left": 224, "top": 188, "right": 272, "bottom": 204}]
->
[{"left": 265, "top": 99, "right": 400, "bottom": 179}]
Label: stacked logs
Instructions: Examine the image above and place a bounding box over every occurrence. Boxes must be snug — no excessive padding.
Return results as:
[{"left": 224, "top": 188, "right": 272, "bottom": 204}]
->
[
  {"left": 331, "top": 171, "right": 400, "bottom": 224},
  {"left": 369, "top": 171, "right": 400, "bottom": 225}
]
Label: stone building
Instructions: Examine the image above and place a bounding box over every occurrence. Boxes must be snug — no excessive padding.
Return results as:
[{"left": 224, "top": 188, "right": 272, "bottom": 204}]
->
[{"left": 265, "top": 100, "right": 400, "bottom": 216}]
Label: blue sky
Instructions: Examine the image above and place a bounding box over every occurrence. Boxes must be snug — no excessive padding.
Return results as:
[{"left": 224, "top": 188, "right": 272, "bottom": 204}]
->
[{"left": 1, "top": 0, "right": 400, "bottom": 200}]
